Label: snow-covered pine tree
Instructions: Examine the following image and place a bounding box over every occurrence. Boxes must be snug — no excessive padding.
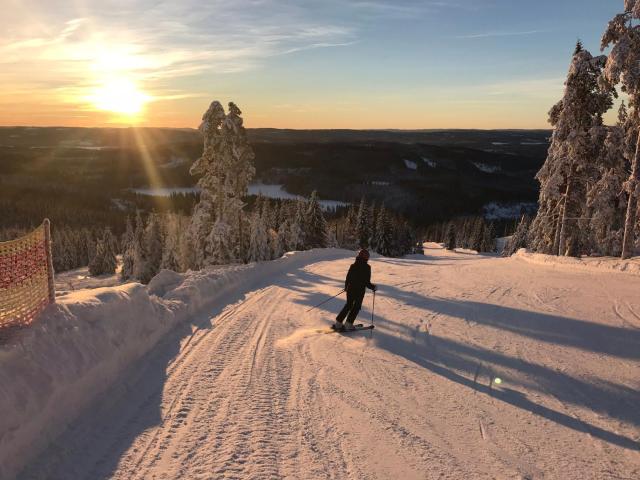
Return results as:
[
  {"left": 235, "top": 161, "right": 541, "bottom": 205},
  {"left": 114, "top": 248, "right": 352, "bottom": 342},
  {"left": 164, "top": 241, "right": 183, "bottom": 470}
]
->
[
  {"left": 368, "top": 201, "right": 377, "bottom": 251},
  {"left": 161, "top": 214, "right": 181, "bottom": 272},
  {"left": 601, "top": 3, "right": 640, "bottom": 258},
  {"left": 248, "top": 211, "right": 270, "bottom": 262},
  {"left": 305, "top": 191, "right": 329, "bottom": 248},
  {"left": 445, "top": 222, "right": 456, "bottom": 250},
  {"left": 268, "top": 227, "right": 283, "bottom": 259},
  {"left": 142, "top": 213, "right": 163, "bottom": 283},
  {"left": 101, "top": 228, "right": 118, "bottom": 275},
  {"left": 88, "top": 239, "right": 105, "bottom": 276},
  {"left": 120, "top": 217, "right": 135, "bottom": 281},
  {"left": 530, "top": 42, "right": 612, "bottom": 256},
  {"left": 356, "top": 198, "right": 371, "bottom": 248},
  {"left": 342, "top": 205, "right": 358, "bottom": 249},
  {"left": 481, "top": 222, "right": 496, "bottom": 253},
  {"left": 189, "top": 101, "right": 256, "bottom": 266},
  {"left": 132, "top": 211, "right": 148, "bottom": 281},
  {"left": 284, "top": 200, "right": 305, "bottom": 251},
  {"left": 587, "top": 103, "right": 629, "bottom": 256},
  {"left": 504, "top": 215, "right": 530, "bottom": 256},
  {"left": 374, "top": 204, "right": 394, "bottom": 256}
]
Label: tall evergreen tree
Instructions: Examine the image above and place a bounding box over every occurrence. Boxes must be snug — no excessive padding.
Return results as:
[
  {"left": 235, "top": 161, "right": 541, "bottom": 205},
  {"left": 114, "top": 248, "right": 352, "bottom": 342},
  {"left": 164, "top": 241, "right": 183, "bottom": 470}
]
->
[
  {"left": 305, "top": 191, "right": 329, "bottom": 248},
  {"left": 601, "top": 2, "right": 640, "bottom": 258},
  {"left": 189, "top": 101, "right": 255, "bottom": 266},
  {"left": 355, "top": 198, "right": 371, "bottom": 248},
  {"left": 530, "top": 43, "right": 612, "bottom": 256},
  {"left": 374, "top": 204, "right": 393, "bottom": 256}
]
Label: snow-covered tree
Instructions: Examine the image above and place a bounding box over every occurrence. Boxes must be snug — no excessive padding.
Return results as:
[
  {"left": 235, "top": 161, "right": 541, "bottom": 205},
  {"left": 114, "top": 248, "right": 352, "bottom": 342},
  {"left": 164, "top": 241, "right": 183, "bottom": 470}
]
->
[
  {"left": 132, "top": 211, "right": 148, "bottom": 281},
  {"left": 248, "top": 211, "right": 270, "bottom": 262},
  {"left": 530, "top": 43, "right": 613, "bottom": 256},
  {"left": 120, "top": 234, "right": 134, "bottom": 281},
  {"left": 189, "top": 101, "right": 256, "bottom": 266},
  {"left": 304, "top": 191, "right": 329, "bottom": 248},
  {"left": 445, "top": 222, "right": 456, "bottom": 250},
  {"left": 289, "top": 200, "right": 306, "bottom": 250},
  {"left": 587, "top": 103, "right": 629, "bottom": 255},
  {"left": 89, "top": 228, "right": 117, "bottom": 276},
  {"left": 374, "top": 204, "right": 393, "bottom": 256},
  {"left": 355, "top": 198, "right": 371, "bottom": 248},
  {"left": 342, "top": 205, "right": 359, "bottom": 249},
  {"left": 601, "top": 3, "right": 640, "bottom": 258},
  {"left": 161, "top": 214, "right": 181, "bottom": 272},
  {"left": 504, "top": 215, "right": 530, "bottom": 257}
]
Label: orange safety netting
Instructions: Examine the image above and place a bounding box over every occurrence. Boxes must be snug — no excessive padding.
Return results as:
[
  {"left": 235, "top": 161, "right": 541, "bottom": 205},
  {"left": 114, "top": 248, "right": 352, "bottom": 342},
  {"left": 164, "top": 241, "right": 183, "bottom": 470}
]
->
[{"left": 0, "top": 221, "right": 55, "bottom": 329}]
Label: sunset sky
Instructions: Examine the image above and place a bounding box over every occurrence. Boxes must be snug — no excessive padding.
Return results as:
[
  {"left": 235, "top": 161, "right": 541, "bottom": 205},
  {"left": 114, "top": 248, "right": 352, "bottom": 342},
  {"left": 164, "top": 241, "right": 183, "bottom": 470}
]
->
[{"left": 0, "top": 0, "right": 621, "bottom": 129}]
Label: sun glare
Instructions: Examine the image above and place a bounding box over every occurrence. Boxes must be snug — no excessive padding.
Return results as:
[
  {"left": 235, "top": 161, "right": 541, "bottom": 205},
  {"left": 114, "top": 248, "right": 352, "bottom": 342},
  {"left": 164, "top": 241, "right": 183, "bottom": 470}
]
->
[{"left": 90, "top": 78, "right": 150, "bottom": 117}]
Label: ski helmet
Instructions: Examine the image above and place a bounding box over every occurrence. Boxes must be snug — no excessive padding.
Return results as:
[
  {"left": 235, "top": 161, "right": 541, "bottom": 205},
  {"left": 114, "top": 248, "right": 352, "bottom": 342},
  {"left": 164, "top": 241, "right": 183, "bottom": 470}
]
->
[{"left": 357, "top": 249, "right": 370, "bottom": 261}]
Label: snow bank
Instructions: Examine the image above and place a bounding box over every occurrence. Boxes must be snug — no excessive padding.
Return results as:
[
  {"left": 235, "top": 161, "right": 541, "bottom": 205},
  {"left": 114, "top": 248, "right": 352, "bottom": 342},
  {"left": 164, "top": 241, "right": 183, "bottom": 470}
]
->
[
  {"left": 0, "top": 248, "right": 350, "bottom": 479},
  {"left": 403, "top": 159, "right": 418, "bottom": 170},
  {"left": 513, "top": 249, "right": 640, "bottom": 276}
]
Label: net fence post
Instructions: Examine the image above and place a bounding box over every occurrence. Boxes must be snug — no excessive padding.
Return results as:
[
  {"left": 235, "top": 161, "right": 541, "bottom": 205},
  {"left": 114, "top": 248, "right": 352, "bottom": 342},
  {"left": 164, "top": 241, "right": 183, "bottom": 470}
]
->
[{"left": 43, "top": 218, "right": 56, "bottom": 304}]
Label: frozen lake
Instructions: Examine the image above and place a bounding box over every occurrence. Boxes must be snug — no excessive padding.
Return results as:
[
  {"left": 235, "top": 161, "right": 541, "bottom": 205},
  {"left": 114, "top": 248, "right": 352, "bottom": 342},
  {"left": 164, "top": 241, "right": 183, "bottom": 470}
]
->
[{"left": 130, "top": 184, "right": 349, "bottom": 210}]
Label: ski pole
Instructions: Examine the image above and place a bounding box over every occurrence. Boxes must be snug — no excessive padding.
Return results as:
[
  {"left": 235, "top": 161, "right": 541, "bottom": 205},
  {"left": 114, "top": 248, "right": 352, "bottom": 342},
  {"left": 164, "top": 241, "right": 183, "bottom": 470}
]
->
[
  {"left": 371, "top": 290, "right": 376, "bottom": 325},
  {"left": 306, "top": 289, "right": 345, "bottom": 312}
]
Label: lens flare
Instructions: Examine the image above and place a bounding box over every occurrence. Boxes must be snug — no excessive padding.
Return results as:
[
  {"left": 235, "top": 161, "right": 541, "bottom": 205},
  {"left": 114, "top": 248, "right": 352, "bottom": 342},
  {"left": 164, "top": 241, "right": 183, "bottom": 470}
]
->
[{"left": 90, "top": 78, "right": 150, "bottom": 116}]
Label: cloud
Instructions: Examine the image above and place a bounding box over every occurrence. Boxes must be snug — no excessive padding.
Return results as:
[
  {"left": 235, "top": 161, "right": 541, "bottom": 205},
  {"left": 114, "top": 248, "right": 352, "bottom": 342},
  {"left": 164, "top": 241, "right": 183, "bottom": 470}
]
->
[
  {"left": 0, "top": 0, "right": 357, "bottom": 111},
  {"left": 454, "top": 30, "right": 544, "bottom": 39}
]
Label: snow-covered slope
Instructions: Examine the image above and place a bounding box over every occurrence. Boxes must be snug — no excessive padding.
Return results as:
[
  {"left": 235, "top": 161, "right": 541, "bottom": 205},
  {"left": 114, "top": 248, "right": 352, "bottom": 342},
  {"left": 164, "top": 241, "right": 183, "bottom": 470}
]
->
[{"left": 5, "top": 245, "right": 640, "bottom": 479}]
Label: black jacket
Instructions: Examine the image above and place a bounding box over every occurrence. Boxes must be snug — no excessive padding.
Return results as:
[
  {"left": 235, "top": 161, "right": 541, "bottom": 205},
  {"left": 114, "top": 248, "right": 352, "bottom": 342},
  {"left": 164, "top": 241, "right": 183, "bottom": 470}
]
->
[{"left": 345, "top": 258, "right": 375, "bottom": 293}]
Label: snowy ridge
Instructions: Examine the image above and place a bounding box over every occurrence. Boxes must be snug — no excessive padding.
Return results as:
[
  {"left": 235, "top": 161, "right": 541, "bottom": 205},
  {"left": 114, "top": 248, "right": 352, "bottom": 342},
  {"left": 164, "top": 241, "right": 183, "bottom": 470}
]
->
[
  {"left": 514, "top": 248, "right": 640, "bottom": 275},
  {"left": 0, "top": 249, "right": 348, "bottom": 479}
]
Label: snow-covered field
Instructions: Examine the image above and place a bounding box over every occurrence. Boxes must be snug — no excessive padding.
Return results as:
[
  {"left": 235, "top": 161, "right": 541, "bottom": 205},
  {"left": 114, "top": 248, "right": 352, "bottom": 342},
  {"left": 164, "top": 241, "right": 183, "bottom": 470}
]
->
[{"left": 3, "top": 245, "right": 640, "bottom": 479}]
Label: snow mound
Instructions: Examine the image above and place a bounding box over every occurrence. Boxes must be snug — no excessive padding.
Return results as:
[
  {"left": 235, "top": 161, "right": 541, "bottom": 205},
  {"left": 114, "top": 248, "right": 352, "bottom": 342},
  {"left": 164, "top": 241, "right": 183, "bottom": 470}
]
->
[
  {"left": 421, "top": 156, "right": 436, "bottom": 168},
  {"left": 514, "top": 249, "right": 640, "bottom": 276},
  {"left": 403, "top": 159, "right": 418, "bottom": 170},
  {"left": 472, "top": 162, "right": 501, "bottom": 173},
  {"left": 147, "top": 269, "right": 185, "bottom": 297},
  {"left": 0, "top": 248, "right": 350, "bottom": 479}
]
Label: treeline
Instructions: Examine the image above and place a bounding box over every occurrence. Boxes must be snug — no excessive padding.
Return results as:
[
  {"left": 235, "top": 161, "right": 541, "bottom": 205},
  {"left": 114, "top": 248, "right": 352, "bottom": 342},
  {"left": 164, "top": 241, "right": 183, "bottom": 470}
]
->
[
  {"left": 424, "top": 216, "right": 497, "bottom": 253},
  {"left": 115, "top": 192, "right": 417, "bottom": 284}
]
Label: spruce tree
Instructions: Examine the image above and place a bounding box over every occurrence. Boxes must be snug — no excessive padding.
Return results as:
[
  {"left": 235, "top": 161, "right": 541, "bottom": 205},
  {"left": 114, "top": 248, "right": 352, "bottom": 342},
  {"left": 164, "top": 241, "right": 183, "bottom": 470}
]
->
[
  {"left": 88, "top": 240, "right": 105, "bottom": 276},
  {"left": 248, "top": 211, "right": 270, "bottom": 262},
  {"left": 530, "top": 43, "right": 612, "bottom": 256},
  {"left": 120, "top": 217, "right": 135, "bottom": 281},
  {"left": 374, "top": 204, "right": 393, "bottom": 257},
  {"left": 601, "top": 3, "right": 640, "bottom": 258},
  {"left": 189, "top": 101, "right": 255, "bottom": 266},
  {"left": 101, "top": 228, "right": 118, "bottom": 275},
  {"left": 142, "top": 213, "right": 164, "bottom": 283},
  {"left": 356, "top": 198, "right": 371, "bottom": 248},
  {"left": 305, "top": 191, "right": 329, "bottom": 248}
]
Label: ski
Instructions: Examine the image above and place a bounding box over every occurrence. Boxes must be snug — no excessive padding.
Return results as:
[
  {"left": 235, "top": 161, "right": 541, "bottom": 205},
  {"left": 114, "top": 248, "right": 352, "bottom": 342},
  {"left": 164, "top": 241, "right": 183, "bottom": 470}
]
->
[{"left": 330, "top": 324, "right": 375, "bottom": 333}]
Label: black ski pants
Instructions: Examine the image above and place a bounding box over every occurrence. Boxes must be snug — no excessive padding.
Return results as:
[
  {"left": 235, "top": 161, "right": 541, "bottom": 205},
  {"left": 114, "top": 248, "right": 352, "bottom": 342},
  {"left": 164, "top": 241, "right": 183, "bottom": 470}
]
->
[{"left": 336, "top": 289, "right": 365, "bottom": 324}]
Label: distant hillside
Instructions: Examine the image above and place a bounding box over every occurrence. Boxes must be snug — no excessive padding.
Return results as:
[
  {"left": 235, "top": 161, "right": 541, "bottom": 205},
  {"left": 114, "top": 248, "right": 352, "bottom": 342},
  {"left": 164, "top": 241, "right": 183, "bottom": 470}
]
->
[{"left": 0, "top": 127, "right": 548, "bottom": 226}]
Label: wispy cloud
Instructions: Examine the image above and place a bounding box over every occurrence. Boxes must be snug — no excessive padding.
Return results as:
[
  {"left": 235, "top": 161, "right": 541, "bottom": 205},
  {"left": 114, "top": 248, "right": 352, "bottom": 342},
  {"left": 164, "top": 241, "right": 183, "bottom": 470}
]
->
[
  {"left": 454, "top": 30, "right": 544, "bottom": 39},
  {"left": 0, "top": 0, "right": 357, "bottom": 113}
]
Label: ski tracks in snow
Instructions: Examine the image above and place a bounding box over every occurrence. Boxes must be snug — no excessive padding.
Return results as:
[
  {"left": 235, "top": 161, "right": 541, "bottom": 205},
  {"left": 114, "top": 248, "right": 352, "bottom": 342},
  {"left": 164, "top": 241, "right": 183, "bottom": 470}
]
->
[{"left": 21, "top": 247, "right": 640, "bottom": 480}]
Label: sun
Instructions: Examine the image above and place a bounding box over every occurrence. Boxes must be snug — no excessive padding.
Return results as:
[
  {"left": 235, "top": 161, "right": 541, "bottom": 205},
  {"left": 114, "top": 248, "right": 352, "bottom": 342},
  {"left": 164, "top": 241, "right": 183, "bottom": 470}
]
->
[{"left": 90, "top": 78, "right": 150, "bottom": 117}]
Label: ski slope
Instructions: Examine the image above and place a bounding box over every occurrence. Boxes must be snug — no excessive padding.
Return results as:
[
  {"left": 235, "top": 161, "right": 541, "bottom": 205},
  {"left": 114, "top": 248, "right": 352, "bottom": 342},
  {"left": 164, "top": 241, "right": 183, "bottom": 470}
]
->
[{"left": 19, "top": 245, "right": 640, "bottom": 479}]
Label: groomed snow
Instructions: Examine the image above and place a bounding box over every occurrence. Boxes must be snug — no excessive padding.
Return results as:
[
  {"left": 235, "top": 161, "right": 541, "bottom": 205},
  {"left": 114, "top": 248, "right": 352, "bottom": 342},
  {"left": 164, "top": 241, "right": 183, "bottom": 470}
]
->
[{"left": 4, "top": 245, "right": 640, "bottom": 479}]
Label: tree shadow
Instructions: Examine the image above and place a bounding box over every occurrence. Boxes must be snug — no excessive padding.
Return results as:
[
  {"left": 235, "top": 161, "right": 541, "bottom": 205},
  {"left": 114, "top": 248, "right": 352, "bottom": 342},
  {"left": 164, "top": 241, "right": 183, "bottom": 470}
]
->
[
  {"left": 377, "top": 283, "right": 640, "bottom": 361},
  {"left": 287, "top": 269, "right": 640, "bottom": 450},
  {"left": 370, "top": 327, "right": 639, "bottom": 451}
]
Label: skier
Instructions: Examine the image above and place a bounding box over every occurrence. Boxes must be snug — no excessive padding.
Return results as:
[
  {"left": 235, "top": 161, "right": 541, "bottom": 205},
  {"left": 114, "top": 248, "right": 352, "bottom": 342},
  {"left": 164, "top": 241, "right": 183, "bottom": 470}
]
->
[{"left": 334, "top": 249, "right": 377, "bottom": 331}]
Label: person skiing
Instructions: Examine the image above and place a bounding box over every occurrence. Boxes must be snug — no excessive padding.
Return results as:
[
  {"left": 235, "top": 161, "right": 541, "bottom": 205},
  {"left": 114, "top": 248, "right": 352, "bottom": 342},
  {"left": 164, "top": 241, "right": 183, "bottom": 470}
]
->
[{"left": 334, "top": 249, "right": 377, "bottom": 331}]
